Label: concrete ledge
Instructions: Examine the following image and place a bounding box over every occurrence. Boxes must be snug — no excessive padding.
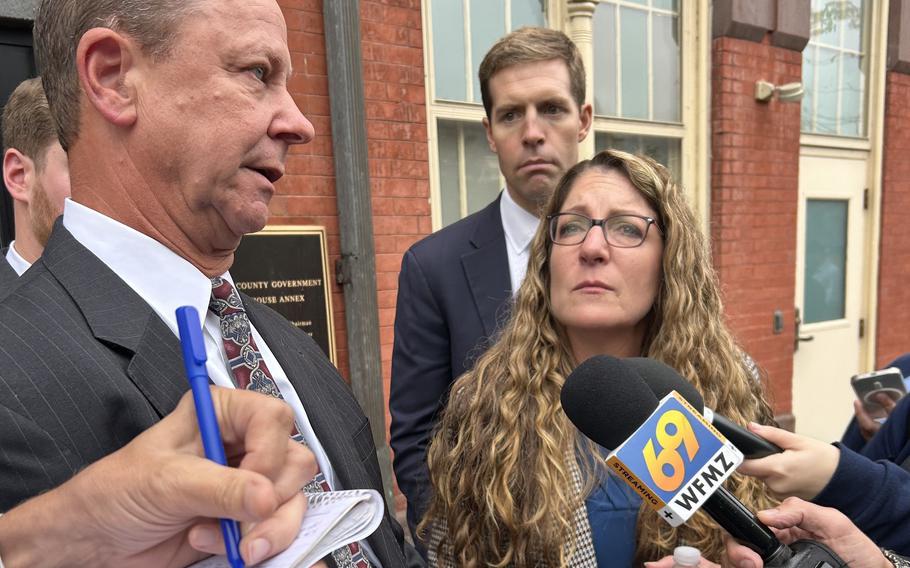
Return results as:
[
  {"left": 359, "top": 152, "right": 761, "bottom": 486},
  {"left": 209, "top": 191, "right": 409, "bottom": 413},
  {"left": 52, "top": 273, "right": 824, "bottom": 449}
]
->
[
  {"left": 713, "top": 0, "right": 774, "bottom": 43},
  {"left": 771, "top": 0, "right": 810, "bottom": 51}
]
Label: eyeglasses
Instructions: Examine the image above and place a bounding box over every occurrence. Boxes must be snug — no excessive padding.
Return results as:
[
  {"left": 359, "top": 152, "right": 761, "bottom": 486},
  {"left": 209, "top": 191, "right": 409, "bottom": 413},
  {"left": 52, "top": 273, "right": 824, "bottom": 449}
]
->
[{"left": 547, "top": 212, "right": 661, "bottom": 247}]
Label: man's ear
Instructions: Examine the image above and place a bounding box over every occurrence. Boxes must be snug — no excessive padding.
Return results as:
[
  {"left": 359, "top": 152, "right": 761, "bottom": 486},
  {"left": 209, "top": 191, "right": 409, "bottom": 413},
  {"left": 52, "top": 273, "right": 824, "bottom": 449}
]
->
[
  {"left": 76, "top": 27, "right": 139, "bottom": 128},
  {"left": 2, "top": 149, "right": 36, "bottom": 205},
  {"left": 577, "top": 102, "right": 593, "bottom": 143},
  {"left": 483, "top": 116, "right": 498, "bottom": 154}
]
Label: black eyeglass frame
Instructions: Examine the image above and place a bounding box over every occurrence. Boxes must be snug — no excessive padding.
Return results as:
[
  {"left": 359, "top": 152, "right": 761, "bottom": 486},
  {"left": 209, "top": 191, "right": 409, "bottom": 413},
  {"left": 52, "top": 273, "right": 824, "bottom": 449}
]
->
[{"left": 546, "top": 212, "right": 663, "bottom": 248}]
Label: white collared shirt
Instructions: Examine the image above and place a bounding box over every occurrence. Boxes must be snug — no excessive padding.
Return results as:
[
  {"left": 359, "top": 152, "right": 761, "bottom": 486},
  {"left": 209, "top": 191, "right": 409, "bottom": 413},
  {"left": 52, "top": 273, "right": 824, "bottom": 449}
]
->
[
  {"left": 5, "top": 241, "right": 31, "bottom": 276},
  {"left": 62, "top": 200, "right": 380, "bottom": 564},
  {"left": 499, "top": 187, "right": 541, "bottom": 294}
]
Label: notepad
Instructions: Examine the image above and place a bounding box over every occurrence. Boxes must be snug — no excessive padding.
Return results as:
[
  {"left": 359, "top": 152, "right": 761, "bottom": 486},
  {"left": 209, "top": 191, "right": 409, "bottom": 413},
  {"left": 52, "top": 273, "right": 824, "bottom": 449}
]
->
[{"left": 191, "top": 489, "right": 384, "bottom": 568}]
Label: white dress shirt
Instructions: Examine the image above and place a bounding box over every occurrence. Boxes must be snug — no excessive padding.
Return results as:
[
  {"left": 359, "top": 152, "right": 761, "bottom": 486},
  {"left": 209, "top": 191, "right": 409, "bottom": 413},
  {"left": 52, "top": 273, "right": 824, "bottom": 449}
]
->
[
  {"left": 5, "top": 241, "right": 31, "bottom": 276},
  {"left": 499, "top": 187, "right": 541, "bottom": 294},
  {"left": 63, "top": 199, "right": 381, "bottom": 564}
]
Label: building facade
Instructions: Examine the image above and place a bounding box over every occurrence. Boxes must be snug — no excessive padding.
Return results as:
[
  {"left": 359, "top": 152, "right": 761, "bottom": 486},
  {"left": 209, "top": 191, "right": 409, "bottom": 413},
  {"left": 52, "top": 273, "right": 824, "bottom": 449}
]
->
[{"left": 2, "top": 0, "right": 910, "bottom": 513}]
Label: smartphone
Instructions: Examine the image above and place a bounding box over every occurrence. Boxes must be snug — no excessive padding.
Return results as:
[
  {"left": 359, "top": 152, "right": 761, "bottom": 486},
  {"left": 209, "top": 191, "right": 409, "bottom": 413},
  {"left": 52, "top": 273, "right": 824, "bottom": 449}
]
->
[{"left": 851, "top": 367, "right": 906, "bottom": 420}]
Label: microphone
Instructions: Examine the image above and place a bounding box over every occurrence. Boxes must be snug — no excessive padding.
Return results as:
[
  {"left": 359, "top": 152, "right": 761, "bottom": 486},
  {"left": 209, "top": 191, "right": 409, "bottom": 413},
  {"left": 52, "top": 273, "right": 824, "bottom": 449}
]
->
[
  {"left": 562, "top": 356, "right": 795, "bottom": 565},
  {"left": 622, "top": 357, "right": 783, "bottom": 459}
]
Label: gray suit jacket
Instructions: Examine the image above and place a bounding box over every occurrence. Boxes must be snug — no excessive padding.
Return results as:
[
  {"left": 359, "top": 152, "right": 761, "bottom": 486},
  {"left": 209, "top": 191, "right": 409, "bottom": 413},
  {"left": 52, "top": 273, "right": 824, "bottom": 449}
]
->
[
  {"left": 0, "top": 248, "right": 18, "bottom": 300},
  {"left": 0, "top": 223, "right": 422, "bottom": 567}
]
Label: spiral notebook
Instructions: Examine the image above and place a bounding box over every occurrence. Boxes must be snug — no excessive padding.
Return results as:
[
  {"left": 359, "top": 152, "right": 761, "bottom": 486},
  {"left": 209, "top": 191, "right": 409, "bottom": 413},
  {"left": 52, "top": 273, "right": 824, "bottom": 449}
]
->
[{"left": 191, "top": 489, "right": 384, "bottom": 568}]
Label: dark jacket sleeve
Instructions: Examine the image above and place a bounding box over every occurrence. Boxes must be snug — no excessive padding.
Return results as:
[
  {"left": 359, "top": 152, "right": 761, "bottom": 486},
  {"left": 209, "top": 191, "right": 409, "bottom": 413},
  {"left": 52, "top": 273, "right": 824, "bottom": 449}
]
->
[
  {"left": 389, "top": 248, "right": 452, "bottom": 548},
  {"left": 812, "top": 443, "right": 910, "bottom": 555}
]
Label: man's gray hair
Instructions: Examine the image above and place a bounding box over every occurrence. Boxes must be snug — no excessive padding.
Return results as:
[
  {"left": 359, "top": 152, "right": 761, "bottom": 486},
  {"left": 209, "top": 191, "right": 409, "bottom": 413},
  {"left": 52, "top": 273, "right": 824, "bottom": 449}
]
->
[{"left": 34, "top": 0, "right": 203, "bottom": 150}]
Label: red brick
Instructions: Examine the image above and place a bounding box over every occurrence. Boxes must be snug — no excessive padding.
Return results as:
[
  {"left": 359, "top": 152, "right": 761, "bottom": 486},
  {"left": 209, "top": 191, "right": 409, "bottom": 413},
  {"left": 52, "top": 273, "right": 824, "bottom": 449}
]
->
[
  {"left": 877, "top": 72, "right": 910, "bottom": 365},
  {"left": 711, "top": 36, "right": 800, "bottom": 416}
]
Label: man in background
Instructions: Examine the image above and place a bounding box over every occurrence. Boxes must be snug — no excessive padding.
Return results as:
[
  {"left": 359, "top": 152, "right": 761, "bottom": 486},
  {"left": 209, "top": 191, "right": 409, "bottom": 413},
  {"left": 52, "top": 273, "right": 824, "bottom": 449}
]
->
[
  {"left": 1, "top": 77, "right": 70, "bottom": 290},
  {"left": 389, "top": 26, "right": 592, "bottom": 545}
]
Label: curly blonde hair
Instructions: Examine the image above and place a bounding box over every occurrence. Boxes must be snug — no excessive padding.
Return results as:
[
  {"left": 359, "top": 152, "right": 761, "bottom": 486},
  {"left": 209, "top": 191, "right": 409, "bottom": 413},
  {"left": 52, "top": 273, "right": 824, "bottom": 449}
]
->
[{"left": 422, "top": 149, "right": 776, "bottom": 565}]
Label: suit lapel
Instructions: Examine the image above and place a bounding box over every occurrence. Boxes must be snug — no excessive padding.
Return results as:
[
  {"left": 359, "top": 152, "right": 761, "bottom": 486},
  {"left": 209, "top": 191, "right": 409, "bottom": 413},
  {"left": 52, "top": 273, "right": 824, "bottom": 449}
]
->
[
  {"left": 41, "top": 223, "right": 187, "bottom": 417},
  {"left": 246, "top": 300, "right": 405, "bottom": 567},
  {"left": 462, "top": 196, "right": 512, "bottom": 337},
  {"left": 0, "top": 251, "right": 19, "bottom": 299}
]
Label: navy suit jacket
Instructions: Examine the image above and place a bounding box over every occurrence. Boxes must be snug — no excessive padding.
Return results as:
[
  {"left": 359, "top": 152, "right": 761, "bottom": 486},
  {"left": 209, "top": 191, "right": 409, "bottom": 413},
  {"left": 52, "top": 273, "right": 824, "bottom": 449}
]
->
[
  {"left": 0, "top": 223, "right": 422, "bottom": 567},
  {"left": 0, "top": 248, "right": 18, "bottom": 300},
  {"left": 814, "top": 393, "right": 910, "bottom": 554},
  {"left": 389, "top": 196, "right": 512, "bottom": 541}
]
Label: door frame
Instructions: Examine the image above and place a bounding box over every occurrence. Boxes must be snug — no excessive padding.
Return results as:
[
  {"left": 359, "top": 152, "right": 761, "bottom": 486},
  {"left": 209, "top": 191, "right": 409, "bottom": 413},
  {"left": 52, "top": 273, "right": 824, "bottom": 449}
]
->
[{"left": 797, "top": 0, "right": 889, "bottom": 373}]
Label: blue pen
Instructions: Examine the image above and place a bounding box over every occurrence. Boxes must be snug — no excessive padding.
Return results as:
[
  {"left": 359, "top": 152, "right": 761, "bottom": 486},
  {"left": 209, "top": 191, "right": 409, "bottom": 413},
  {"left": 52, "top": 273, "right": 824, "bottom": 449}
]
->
[{"left": 176, "top": 306, "right": 245, "bottom": 568}]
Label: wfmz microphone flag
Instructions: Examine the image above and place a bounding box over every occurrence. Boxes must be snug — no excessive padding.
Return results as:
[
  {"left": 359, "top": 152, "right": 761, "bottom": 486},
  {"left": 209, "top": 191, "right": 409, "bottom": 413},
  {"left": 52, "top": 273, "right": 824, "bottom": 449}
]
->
[{"left": 606, "top": 392, "right": 743, "bottom": 527}]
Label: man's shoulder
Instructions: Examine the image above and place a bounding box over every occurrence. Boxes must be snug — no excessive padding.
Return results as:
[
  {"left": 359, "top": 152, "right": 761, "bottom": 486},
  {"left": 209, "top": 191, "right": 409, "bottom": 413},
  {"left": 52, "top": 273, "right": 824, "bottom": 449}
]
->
[{"left": 407, "top": 198, "right": 503, "bottom": 261}]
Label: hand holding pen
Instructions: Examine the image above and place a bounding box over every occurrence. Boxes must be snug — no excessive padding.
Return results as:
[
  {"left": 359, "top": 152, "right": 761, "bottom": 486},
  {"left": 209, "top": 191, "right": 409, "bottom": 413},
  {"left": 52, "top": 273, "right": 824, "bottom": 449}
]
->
[
  {"left": 176, "top": 305, "right": 314, "bottom": 565},
  {"left": 0, "top": 382, "right": 313, "bottom": 567}
]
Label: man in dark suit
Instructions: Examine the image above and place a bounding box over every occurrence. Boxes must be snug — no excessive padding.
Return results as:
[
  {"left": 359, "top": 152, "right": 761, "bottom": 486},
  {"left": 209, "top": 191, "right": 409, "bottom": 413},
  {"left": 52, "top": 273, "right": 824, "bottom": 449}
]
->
[
  {"left": 389, "top": 27, "right": 592, "bottom": 544},
  {"left": 1, "top": 77, "right": 70, "bottom": 293},
  {"left": 0, "top": 1, "right": 420, "bottom": 566}
]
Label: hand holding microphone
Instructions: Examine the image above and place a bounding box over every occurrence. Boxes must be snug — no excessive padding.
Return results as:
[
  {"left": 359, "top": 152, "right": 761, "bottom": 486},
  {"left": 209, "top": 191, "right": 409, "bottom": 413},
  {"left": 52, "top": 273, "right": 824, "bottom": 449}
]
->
[
  {"left": 724, "top": 497, "right": 893, "bottom": 568},
  {"left": 735, "top": 424, "right": 840, "bottom": 501},
  {"left": 561, "top": 355, "right": 847, "bottom": 567}
]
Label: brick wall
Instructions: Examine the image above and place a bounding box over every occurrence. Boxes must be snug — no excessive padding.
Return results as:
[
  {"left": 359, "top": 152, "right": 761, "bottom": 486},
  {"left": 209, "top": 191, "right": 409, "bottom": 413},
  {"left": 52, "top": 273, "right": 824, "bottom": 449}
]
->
[
  {"left": 276, "top": 0, "right": 429, "bottom": 513},
  {"left": 877, "top": 71, "right": 910, "bottom": 366},
  {"left": 710, "top": 36, "right": 801, "bottom": 416},
  {"left": 361, "top": 0, "right": 429, "bottom": 513}
]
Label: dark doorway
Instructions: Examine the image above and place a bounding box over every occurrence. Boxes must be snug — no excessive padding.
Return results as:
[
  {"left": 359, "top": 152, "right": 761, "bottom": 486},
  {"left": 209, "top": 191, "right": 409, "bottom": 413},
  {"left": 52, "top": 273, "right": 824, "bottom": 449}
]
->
[{"left": 0, "top": 24, "right": 37, "bottom": 248}]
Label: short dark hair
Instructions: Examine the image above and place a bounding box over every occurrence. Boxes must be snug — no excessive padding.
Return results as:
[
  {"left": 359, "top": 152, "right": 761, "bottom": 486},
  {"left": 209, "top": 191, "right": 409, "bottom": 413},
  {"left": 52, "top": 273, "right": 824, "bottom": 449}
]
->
[
  {"left": 478, "top": 27, "right": 586, "bottom": 119},
  {"left": 2, "top": 77, "right": 58, "bottom": 169}
]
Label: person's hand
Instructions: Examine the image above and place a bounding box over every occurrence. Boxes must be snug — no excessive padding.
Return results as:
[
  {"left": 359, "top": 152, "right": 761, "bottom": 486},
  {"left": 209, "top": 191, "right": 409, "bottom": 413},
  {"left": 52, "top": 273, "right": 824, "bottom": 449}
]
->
[
  {"left": 724, "top": 497, "right": 891, "bottom": 568},
  {"left": 0, "top": 387, "right": 316, "bottom": 568},
  {"left": 644, "top": 555, "right": 720, "bottom": 567},
  {"left": 735, "top": 423, "right": 839, "bottom": 500},
  {"left": 854, "top": 394, "right": 898, "bottom": 441}
]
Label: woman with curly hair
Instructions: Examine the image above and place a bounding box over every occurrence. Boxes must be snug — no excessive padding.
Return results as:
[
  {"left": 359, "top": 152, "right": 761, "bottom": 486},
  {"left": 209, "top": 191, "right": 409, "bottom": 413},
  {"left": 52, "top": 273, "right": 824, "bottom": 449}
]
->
[{"left": 421, "top": 149, "right": 777, "bottom": 566}]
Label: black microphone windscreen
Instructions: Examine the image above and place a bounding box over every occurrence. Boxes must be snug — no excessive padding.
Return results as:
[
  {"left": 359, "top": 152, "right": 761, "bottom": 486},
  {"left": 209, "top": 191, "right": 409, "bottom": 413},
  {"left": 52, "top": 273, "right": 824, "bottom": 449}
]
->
[
  {"left": 560, "top": 355, "right": 660, "bottom": 450},
  {"left": 624, "top": 357, "right": 705, "bottom": 412}
]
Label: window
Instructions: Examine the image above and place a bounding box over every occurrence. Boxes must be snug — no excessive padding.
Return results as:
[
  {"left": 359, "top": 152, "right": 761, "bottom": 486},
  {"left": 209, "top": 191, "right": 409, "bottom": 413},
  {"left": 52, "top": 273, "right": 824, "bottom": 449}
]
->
[
  {"left": 801, "top": 0, "right": 869, "bottom": 137},
  {"left": 425, "top": 0, "right": 546, "bottom": 226},
  {"left": 592, "top": 0, "right": 683, "bottom": 178}
]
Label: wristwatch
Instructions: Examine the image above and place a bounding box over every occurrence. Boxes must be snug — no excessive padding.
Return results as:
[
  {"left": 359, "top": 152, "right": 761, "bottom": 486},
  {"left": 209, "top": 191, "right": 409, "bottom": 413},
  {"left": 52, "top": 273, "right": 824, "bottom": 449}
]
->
[{"left": 883, "top": 548, "right": 910, "bottom": 568}]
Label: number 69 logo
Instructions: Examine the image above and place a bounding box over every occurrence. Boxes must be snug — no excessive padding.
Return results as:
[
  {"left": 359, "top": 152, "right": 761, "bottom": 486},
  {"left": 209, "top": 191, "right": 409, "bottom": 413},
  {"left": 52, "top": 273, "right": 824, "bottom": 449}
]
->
[{"left": 642, "top": 410, "right": 700, "bottom": 492}]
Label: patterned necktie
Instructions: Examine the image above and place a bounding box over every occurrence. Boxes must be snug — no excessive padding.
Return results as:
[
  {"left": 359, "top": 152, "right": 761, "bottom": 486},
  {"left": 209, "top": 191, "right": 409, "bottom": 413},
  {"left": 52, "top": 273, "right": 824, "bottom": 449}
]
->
[{"left": 210, "top": 277, "right": 373, "bottom": 568}]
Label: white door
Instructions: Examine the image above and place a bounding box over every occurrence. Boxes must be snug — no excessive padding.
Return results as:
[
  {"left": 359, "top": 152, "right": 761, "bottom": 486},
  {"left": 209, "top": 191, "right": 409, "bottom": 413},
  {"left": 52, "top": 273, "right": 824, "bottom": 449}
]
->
[{"left": 792, "top": 150, "right": 866, "bottom": 442}]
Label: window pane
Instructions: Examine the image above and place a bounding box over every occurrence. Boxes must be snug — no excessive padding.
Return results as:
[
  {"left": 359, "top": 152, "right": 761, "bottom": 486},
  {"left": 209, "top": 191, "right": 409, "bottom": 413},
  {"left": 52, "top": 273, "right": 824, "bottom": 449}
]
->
[
  {"left": 812, "top": 0, "right": 839, "bottom": 47},
  {"left": 652, "top": 13, "right": 680, "bottom": 122},
  {"left": 840, "top": 52, "right": 864, "bottom": 137},
  {"left": 511, "top": 0, "right": 545, "bottom": 28},
  {"left": 437, "top": 121, "right": 463, "bottom": 227},
  {"left": 620, "top": 7, "right": 648, "bottom": 119},
  {"left": 594, "top": 132, "right": 681, "bottom": 179},
  {"left": 842, "top": 0, "right": 864, "bottom": 52},
  {"left": 814, "top": 46, "right": 840, "bottom": 135},
  {"left": 652, "top": 0, "right": 679, "bottom": 10},
  {"left": 463, "top": 122, "right": 502, "bottom": 215},
  {"left": 801, "top": 46, "right": 816, "bottom": 131},
  {"left": 432, "top": 0, "right": 467, "bottom": 101},
  {"left": 470, "top": 1, "right": 505, "bottom": 103},
  {"left": 803, "top": 199, "right": 847, "bottom": 324},
  {"left": 593, "top": 3, "right": 617, "bottom": 116},
  {"left": 803, "top": 0, "right": 867, "bottom": 137}
]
